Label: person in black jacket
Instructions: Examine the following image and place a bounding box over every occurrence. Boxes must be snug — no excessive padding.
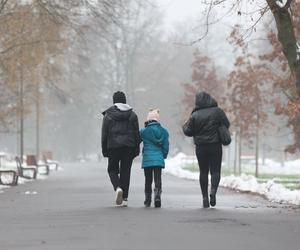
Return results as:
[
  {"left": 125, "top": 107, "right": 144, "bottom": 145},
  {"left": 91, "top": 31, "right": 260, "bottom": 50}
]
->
[
  {"left": 182, "top": 91, "right": 230, "bottom": 208},
  {"left": 101, "top": 91, "right": 140, "bottom": 207}
]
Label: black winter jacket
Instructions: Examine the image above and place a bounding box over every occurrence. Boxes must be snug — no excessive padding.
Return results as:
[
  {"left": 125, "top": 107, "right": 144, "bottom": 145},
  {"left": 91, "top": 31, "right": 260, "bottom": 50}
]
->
[
  {"left": 182, "top": 92, "right": 230, "bottom": 146},
  {"left": 101, "top": 103, "right": 140, "bottom": 157}
]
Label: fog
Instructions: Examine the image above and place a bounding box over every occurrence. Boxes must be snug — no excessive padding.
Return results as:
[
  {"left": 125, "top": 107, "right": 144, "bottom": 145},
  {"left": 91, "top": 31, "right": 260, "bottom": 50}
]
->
[{"left": 0, "top": 0, "right": 299, "bottom": 164}]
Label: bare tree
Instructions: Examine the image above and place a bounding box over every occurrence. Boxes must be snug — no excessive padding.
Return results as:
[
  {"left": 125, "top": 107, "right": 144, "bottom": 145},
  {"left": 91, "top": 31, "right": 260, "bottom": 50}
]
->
[
  {"left": 0, "top": 0, "right": 132, "bottom": 157},
  {"left": 198, "top": 0, "right": 300, "bottom": 97}
]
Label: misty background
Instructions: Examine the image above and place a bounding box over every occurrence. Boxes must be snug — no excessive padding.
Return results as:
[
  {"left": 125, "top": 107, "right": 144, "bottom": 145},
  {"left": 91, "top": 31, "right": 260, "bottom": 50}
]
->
[{"left": 0, "top": 0, "right": 298, "bottom": 165}]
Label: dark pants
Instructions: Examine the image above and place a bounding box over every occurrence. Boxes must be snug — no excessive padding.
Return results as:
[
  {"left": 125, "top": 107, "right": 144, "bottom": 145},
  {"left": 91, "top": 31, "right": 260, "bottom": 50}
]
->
[
  {"left": 195, "top": 143, "right": 222, "bottom": 198},
  {"left": 107, "top": 147, "right": 135, "bottom": 199},
  {"left": 144, "top": 167, "right": 162, "bottom": 194}
]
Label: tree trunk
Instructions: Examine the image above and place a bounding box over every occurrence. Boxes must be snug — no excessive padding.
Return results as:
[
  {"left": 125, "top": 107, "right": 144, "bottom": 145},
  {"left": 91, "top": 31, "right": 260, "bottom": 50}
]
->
[
  {"left": 238, "top": 133, "right": 242, "bottom": 175},
  {"left": 36, "top": 81, "right": 40, "bottom": 160},
  {"left": 233, "top": 132, "right": 238, "bottom": 175},
  {"left": 262, "top": 143, "right": 266, "bottom": 166},
  {"left": 227, "top": 143, "right": 231, "bottom": 172},
  {"left": 19, "top": 64, "right": 24, "bottom": 163},
  {"left": 266, "top": 0, "right": 300, "bottom": 97},
  {"left": 255, "top": 127, "right": 259, "bottom": 178}
]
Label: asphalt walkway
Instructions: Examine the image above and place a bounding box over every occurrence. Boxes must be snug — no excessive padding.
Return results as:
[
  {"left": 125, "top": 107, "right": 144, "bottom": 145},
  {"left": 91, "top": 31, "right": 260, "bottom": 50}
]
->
[{"left": 0, "top": 161, "right": 299, "bottom": 250}]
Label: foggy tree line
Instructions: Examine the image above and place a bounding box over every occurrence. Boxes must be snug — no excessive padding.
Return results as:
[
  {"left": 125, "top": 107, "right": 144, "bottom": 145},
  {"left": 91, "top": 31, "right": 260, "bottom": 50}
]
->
[{"left": 0, "top": 0, "right": 300, "bottom": 166}]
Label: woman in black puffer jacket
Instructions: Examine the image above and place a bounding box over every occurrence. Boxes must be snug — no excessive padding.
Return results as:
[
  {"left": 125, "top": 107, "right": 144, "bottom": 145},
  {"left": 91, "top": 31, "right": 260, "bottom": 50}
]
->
[{"left": 183, "top": 91, "right": 230, "bottom": 208}]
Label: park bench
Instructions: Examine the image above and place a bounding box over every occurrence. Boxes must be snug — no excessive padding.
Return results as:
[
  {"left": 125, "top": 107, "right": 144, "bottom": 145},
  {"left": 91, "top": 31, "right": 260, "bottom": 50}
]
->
[
  {"left": 27, "top": 155, "right": 50, "bottom": 175},
  {"left": 43, "top": 154, "right": 59, "bottom": 171},
  {"left": 0, "top": 153, "right": 18, "bottom": 186},
  {"left": 15, "top": 156, "right": 37, "bottom": 179},
  {"left": 0, "top": 168, "right": 18, "bottom": 186}
]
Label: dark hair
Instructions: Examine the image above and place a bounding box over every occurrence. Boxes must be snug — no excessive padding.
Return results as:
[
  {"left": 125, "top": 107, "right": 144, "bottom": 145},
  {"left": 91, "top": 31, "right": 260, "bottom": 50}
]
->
[{"left": 113, "top": 91, "right": 126, "bottom": 104}]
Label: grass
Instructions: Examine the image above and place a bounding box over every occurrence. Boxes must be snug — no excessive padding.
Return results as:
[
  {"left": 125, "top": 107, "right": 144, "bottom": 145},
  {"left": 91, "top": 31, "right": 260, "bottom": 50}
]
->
[
  {"left": 182, "top": 163, "right": 300, "bottom": 190},
  {"left": 183, "top": 163, "right": 199, "bottom": 173}
]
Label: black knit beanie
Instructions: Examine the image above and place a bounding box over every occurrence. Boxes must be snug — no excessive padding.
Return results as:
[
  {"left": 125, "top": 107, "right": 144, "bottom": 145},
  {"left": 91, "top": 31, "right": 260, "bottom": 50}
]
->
[{"left": 113, "top": 91, "right": 126, "bottom": 104}]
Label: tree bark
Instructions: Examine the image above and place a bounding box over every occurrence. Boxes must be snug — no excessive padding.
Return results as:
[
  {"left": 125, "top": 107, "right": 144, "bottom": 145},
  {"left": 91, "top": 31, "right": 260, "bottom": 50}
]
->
[
  {"left": 233, "top": 132, "right": 238, "bottom": 175},
  {"left": 36, "top": 80, "right": 40, "bottom": 160},
  {"left": 19, "top": 63, "right": 24, "bottom": 163},
  {"left": 238, "top": 133, "right": 242, "bottom": 175},
  {"left": 255, "top": 127, "right": 259, "bottom": 178},
  {"left": 266, "top": 0, "right": 300, "bottom": 97}
]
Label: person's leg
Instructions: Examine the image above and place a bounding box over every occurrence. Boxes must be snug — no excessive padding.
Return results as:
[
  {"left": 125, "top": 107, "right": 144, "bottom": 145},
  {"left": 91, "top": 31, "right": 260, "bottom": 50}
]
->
[
  {"left": 196, "top": 146, "right": 210, "bottom": 208},
  {"left": 153, "top": 167, "right": 162, "bottom": 190},
  {"left": 144, "top": 167, "right": 153, "bottom": 207},
  {"left": 208, "top": 143, "right": 222, "bottom": 206},
  {"left": 107, "top": 148, "right": 123, "bottom": 205},
  {"left": 144, "top": 167, "right": 153, "bottom": 194},
  {"left": 107, "top": 149, "right": 121, "bottom": 191},
  {"left": 119, "top": 148, "right": 134, "bottom": 199},
  {"left": 153, "top": 167, "right": 162, "bottom": 208}
]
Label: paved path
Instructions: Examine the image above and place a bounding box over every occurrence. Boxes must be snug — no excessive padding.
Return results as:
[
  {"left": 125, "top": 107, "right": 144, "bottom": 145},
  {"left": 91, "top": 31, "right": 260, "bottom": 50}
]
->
[{"left": 0, "top": 161, "right": 299, "bottom": 250}]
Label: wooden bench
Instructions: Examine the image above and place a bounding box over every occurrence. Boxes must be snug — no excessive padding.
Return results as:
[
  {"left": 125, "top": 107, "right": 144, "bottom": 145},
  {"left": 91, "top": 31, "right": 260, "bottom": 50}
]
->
[
  {"left": 43, "top": 155, "right": 59, "bottom": 171},
  {"left": 0, "top": 153, "right": 18, "bottom": 186},
  {"left": 0, "top": 169, "right": 18, "bottom": 186},
  {"left": 15, "top": 156, "right": 37, "bottom": 179},
  {"left": 27, "top": 155, "right": 50, "bottom": 175}
]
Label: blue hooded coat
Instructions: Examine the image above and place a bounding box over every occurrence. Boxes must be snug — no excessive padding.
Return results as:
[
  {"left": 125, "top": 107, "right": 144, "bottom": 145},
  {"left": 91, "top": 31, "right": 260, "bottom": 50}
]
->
[{"left": 140, "top": 121, "right": 169, "bottom": 168}]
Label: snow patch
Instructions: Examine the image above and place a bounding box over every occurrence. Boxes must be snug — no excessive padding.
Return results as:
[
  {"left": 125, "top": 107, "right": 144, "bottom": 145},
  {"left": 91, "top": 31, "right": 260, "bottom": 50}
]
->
[
  {"left": 276, "top": 0, "right": 288, "bottom": 8},
  {"left": 221, "top": 175, "right": 300, "bottom": 205},
  {"left": 165, "top": 153, "right": 198, "bottom": 180},
  {"left": 296, "top": 42, "right": 300, "bottom": 61},
  {"left": 165, "top": 153, "right": 300, "bottom": 206},
  {"left": 25, "top": 191, "right": 38, "bottom": 195}
]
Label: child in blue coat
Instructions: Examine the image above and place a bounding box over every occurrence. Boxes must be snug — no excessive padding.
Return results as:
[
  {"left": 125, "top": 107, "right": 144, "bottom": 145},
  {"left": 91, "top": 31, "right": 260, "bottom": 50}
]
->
[{"left": 140, "top": 109, "right": 169, "bottom": 207}]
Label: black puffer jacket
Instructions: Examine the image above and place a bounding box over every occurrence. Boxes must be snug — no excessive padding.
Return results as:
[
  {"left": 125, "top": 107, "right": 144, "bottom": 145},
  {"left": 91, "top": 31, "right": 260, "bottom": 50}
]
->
[
  {"left": 101, "top": 104, "right": 140, "bottom": 157},
  {"left": 182, "top": 92, "right": 230, "bottom": 145}
]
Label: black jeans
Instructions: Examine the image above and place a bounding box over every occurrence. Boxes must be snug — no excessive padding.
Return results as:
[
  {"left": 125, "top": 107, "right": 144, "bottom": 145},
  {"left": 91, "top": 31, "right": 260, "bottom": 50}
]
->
[
  {"left": 144, "top": 167, "right": 162, "bottom": 194},
  {"left": 107, "top": 147, "right": 135, "bottom": 199},
  {"left": 195, "top": 143, "right": 222, "bottom": 198}
]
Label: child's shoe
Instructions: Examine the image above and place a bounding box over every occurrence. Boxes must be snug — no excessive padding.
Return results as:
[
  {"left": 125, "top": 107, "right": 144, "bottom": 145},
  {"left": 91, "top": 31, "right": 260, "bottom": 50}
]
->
[
  {"left": 154, "top": 188, "right": 161, "bottom": 208},
  {"left": 144, "top": 193, "right": 152, "bottom": 207}
]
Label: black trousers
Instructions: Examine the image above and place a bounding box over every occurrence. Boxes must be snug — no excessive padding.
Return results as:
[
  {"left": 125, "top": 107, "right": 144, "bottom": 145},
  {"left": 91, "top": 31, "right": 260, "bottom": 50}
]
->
[
  {"left": 195, "top": 143, "right": 222, "bottom": 198},
  {"left": 107, "top": 147, "right": 135, "bottom": 199},
  {"left": 144, "top": 167, "right": 162, "bottom": 194}
]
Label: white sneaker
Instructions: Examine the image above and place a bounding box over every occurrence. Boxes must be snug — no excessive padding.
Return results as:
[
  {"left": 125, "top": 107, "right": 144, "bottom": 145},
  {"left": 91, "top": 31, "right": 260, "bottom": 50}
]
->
[
  {"left": 122, "top": 199, "right": 128, "bottom": 207},
  {"left": 115, "top": 187, "right": 123, "bottom": 206}
]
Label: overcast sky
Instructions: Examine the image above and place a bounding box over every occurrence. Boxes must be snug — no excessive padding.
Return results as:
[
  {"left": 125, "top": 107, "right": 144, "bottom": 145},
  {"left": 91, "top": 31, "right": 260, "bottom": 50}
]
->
[
  {"left": 156, "top": 0, "right": 204, "bottom": 29},
  {"left": 155, "top": 0, "right": 236, "bottom": 70},
  {"left": 155, "top": 0, "right": 270, "bottom": 70}
]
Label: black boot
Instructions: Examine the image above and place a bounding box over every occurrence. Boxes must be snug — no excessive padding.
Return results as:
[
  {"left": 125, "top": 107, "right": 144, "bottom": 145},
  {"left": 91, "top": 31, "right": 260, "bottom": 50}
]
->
[
  {"left": 210, "top": 188, "right": 216, "bottom": 207},
  {"left": 144, "top": 193, "right": 152, "bottom": 207},
  {"left": 154, "top": 188, "right": 161, "bottom": 208},
  {"left": 210, "top": 194, "right": 216, "bottom": 207},
  {"left": 203, "top": 196, "right": 210, "bottom": 208}
]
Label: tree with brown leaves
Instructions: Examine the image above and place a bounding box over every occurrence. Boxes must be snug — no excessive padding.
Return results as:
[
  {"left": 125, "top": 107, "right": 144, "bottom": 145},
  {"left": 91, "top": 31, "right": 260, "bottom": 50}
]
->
[
  {"left": 182, "top": 49, "right": 225, "bottom": 118},
  {"left": 200, "top": 0, "right": 300, "bottom": 98},
  {"left": 260, "top": 1, "right": 300, "bottom": 154},
  {"left": 228, "top": 26, "right": 275, "bottom": 177}
]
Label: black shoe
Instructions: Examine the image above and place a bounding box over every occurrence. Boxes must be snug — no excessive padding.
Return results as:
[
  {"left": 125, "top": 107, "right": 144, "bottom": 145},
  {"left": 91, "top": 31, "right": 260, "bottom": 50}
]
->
[
  {"left": 210, "top": 194, "right": 216, "bottom": 207},
  {"left": 144, "top": 193, "right": 152, "bottom": 207},
  {"left": 154, "top": 188, "right": 161, "bottom": 208},
  {"left": 203, "top": 197, "right": 210, "bottom": 208}
]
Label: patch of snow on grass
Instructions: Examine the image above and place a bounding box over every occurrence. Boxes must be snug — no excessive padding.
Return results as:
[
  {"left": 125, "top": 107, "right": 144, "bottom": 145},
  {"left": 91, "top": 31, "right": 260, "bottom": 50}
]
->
[{"left": 166, "top": 153, "right": 300, "bottom": 206}]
